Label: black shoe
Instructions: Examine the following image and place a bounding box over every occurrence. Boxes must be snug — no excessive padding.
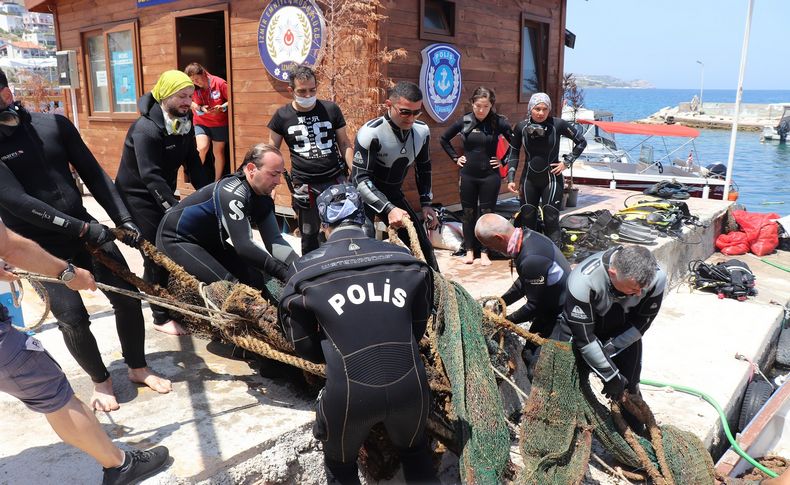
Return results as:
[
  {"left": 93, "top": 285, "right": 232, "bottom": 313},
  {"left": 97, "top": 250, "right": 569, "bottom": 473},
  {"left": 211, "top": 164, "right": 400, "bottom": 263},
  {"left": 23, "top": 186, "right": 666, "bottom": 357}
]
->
[{"left": 102, "top": 446, "right": 169, "bottom": 485}]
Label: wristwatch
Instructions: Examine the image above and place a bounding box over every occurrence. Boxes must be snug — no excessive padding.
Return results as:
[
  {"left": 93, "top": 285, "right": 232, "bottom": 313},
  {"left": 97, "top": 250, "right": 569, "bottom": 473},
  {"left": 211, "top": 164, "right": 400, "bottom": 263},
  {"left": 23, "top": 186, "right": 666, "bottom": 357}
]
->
[{"left": 59, "top": 262, "right": 77, "bottom": 283}]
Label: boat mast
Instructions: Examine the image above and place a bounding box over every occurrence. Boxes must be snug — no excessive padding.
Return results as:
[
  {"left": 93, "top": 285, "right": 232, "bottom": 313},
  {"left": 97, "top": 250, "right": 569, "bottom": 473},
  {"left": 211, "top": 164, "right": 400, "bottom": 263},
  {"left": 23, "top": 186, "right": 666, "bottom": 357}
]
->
[{"left": 724, "top": 0, "right": 755, "bottom": 201}]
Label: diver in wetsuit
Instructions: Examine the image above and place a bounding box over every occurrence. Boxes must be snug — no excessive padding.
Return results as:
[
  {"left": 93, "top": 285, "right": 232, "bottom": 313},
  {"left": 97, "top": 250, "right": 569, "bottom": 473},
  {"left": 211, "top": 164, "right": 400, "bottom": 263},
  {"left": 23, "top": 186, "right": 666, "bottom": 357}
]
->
[
  {"left": 475, "top": 213, "right": 570, "bottom": 375},
  {"left": 351, "top": 81, "right": 439, "bottom": 271},
  {"left": 115, "top": 70, "right": 209, "bottom": 335},
  {"left": 0, "top": 68, "right": 171, "bottom": 412},
  {"left": 556, "top": 245, "right": 665, "bottom": 404},
  {"left": 507, "top": 92, "right": 587, "bottom": 247},
  {"left": 441, "top": 86, "right": 512, "bottom": 265},
  {"left": 156, "top": 143, "right": 295, "bottom": 288},
  {"left": 278, "top": 184, "right": 437, "bottom": 485}
]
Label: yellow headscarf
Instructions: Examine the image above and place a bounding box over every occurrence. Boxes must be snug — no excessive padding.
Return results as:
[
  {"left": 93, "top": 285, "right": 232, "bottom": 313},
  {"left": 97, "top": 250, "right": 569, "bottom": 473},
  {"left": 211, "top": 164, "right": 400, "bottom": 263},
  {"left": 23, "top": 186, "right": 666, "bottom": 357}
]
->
[{"left": 151, "top": 70, "right": 193, "bottom": 102}]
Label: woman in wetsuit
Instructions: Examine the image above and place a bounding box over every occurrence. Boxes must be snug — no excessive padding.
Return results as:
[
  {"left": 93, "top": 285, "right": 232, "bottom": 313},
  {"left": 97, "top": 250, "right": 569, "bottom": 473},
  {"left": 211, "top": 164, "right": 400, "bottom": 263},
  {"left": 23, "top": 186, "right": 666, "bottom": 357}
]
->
[
  {"left": 507, "top": 92, "right": 587, "bottom": 247},
  {"left": 440, "top": 87, "right": 512, "bottom": 265}
]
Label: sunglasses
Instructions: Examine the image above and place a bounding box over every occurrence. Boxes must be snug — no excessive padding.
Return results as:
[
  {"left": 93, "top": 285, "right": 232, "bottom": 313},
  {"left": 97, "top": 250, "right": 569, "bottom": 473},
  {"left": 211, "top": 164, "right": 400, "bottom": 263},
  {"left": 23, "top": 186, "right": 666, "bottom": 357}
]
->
[{"left": 394, "top": 106, "right": 422, "bottom": 118}]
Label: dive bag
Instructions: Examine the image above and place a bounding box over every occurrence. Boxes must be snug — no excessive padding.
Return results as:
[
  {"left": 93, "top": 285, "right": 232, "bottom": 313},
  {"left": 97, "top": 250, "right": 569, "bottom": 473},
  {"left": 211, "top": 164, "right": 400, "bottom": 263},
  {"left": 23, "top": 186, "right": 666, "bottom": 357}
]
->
[{"left": 689, "top": 259, "right": 757, "bottom": 301}]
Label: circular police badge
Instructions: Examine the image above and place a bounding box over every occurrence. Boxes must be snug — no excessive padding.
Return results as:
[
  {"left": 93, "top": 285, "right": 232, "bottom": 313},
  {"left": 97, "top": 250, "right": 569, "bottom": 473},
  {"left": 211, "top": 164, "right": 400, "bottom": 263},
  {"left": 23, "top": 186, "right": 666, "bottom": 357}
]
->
[
  {"left": 420, "top": 44, "right": 462, "bottom": 123},
  {"left": 257, "top": 0, "right": 326, "bottom": 82}
]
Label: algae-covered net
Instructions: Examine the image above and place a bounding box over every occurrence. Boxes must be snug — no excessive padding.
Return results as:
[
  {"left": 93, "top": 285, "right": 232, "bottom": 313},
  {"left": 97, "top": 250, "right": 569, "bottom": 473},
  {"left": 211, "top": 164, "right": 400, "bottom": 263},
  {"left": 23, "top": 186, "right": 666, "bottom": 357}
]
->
[{"left": 97, "top": 226, "right": 717, "bottom": 484}]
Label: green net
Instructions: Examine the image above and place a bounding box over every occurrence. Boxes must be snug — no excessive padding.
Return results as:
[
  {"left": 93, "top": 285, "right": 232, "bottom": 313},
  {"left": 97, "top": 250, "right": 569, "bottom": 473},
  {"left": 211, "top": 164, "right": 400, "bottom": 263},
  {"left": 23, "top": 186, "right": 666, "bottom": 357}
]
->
[{"left": 433, "top": 275, "right": 510, "bottom": 484}]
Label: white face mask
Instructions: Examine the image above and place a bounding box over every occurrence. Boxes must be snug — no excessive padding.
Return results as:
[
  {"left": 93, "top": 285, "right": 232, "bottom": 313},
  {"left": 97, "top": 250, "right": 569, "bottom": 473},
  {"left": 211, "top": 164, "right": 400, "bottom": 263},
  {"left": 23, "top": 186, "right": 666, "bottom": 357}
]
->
[{"left": 294, "top": 95, "right": 316, "bottom": 109}]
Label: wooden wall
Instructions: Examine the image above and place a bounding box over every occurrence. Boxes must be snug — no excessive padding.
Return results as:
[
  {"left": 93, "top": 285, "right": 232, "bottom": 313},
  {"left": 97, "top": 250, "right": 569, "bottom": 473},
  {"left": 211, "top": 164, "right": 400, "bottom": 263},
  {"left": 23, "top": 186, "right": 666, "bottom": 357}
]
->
[
  {"left": 380, "top": 0, "right": 568, "bottom": 209},
  {"left": 40, "top": 0, "right": 567, "bottom": 209}
]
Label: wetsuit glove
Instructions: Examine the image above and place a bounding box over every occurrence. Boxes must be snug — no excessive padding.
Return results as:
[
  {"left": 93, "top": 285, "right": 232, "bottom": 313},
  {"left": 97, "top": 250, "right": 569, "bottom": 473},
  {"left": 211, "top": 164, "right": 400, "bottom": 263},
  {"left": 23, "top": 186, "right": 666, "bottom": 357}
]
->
[
  {"left": 602, "top": 373, "right": 628, "bottom": 401},
  {"left": 562, "top": 153, "right": 576, "bottom": 167},
  {"left": 81, "top": 222, "right": 115, "bottom": 246},
  {"left": 119, "top": 221, "right": 142, "bottom": 247},
  {"left": 270, "top": 259, "right": 290, "bottom": 282}
]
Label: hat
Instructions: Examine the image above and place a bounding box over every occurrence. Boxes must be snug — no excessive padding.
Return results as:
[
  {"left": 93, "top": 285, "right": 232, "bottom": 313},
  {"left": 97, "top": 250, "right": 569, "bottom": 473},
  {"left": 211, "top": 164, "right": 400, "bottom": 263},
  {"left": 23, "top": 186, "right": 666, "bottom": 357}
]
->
[
  {"left": 317, "top": 184, "right": 366, "bottom": 226},
  {"left": 528, "top": 92, "right": 552, "bottom": 113},
  {"left": 152, "top": 70, "right": 193, "bottom": 102}
]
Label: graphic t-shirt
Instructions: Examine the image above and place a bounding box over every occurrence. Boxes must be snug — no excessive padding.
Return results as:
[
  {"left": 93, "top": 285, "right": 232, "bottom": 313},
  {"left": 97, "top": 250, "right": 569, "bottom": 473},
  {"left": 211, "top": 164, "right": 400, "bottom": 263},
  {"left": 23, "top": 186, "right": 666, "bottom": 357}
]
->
[
  {"left": 192, "top": 74, "right": 228, "bottom": 128},
  {"left": 267, "top": 100, "right": 347, "bottom": 183}
]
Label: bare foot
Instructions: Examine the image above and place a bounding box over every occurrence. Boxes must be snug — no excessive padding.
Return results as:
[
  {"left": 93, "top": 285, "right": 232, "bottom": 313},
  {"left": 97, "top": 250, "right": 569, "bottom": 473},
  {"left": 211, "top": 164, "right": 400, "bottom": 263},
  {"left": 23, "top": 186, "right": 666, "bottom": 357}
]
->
[
  {"left": 462, "top": 251, "right": 475, "bottom": 264},
  {"left": 154, "top": 320, "right": 189, "bottom": 336},
  {"left": 128, "top": 367, "right": 172, "bottom": 394},
  {"left": 91, "top": 378, "right": 120, "bottom": 412},
  {"left": 480, "top": 254, "right": 492, "bottom": 266}
]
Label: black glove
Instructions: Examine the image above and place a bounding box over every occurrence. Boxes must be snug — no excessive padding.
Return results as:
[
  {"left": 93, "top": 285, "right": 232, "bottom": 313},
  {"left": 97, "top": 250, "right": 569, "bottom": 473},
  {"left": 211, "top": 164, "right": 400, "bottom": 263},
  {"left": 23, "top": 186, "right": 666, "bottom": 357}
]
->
[
  {"left": 271, "top": 259, "right": 290, "bottom": 282},
  {"left": 562, "top": 153, "right": 576, "bottom": 166},
  {"left": 119, "top": 221, "right": 142, "bottom": 247},
  {"left": 602, "top": 373, "right": 628, "bottom": 401},
  {"left": 81, "top": 222, "right": 115, "bottom": 246}
]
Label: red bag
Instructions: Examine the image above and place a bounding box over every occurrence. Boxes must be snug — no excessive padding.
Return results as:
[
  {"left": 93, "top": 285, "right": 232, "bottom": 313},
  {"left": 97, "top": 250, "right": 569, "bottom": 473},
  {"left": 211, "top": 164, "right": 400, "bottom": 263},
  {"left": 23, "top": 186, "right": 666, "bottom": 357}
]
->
[
  {"left": 496, "top": 135, "right": 509, "bottom": 178},
  {"left": 733, "top": 210, "right": 780, "bottom": 256},
  {"left": 716, "top": 231, "right": 749, "bottom": 255}
]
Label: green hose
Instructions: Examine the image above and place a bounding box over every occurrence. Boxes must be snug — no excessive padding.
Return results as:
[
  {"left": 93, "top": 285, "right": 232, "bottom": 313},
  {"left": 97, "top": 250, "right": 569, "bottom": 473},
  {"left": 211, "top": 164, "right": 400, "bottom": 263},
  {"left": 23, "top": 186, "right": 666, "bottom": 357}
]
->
[
  {"left": 640, "top": 379, "right": 779, "bottom": 479},
  {"left": 761, "top": 258, "right": 790, "bottom": 273}
]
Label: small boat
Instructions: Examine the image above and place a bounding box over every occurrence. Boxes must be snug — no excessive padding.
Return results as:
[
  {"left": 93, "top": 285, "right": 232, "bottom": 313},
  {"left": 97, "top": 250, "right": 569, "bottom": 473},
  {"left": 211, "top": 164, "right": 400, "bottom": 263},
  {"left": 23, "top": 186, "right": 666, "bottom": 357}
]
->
[
  {"left": 715, "top": 378, "right": 790, "bottom": 479},
  {"left": 761, "top": 104, "right": 790, "bottom": 142},
  {"left": 559, "top": 118, "right": 731, "bottom": 200}
]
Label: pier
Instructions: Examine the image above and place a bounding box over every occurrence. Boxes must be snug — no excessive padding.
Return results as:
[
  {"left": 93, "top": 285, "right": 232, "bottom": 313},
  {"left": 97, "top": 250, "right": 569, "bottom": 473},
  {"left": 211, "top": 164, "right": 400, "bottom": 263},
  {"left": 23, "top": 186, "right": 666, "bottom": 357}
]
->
[
  {"left": 1, "top": 188, "right": 789, "bottom": 483},
  {"left": 640, "top": 102, "right": 790, "bottom": 131}
]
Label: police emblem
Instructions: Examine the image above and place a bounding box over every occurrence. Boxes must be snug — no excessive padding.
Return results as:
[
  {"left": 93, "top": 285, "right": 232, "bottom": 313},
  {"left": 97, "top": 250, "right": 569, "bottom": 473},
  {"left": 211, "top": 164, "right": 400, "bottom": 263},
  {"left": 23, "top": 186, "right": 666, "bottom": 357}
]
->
[
  {"left": 257, "top": 0, "right": 326, "bottom": 82},
  {"left": 419, "top": 44, "right": 462, "bottom": 123}
]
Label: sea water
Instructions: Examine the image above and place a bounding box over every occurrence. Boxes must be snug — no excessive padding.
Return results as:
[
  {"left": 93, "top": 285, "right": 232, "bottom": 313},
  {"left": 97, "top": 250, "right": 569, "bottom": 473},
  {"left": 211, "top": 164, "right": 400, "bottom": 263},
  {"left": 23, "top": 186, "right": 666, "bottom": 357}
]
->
[{"left": 581, "top": 88, "right": 790, "bottom": 212}]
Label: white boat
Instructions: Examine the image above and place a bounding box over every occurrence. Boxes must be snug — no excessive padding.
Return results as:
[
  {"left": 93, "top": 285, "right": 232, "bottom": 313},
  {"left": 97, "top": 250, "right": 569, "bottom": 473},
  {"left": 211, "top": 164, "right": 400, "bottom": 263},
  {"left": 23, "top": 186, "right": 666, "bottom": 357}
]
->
[
  {"left": 716, "top": 378, "right": 790, "bottom": 478},
  {"left": 760, "top": 104, "right": 790, "bottom": 142},
  {"left": 559, "top": 118, "right": 731, "bottom": 200}
]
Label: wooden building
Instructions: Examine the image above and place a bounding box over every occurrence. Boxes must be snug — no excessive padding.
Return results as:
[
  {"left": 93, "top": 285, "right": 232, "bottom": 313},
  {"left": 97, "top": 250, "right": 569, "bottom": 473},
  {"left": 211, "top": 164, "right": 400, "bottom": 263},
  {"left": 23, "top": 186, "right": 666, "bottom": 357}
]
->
[{"left": 26, "top": 0, "right": 570, "bottom": 212}]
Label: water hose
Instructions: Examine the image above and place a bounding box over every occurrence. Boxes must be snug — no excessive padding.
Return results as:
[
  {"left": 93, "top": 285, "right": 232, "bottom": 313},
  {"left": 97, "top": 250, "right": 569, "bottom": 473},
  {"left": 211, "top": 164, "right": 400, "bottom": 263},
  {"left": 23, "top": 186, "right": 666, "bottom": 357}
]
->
[
  {"left": 640, "top": 378, "right": 779, "bottom": 479},
  {"left": 760, "top": 258, "right": 790, "bottom": 273}
]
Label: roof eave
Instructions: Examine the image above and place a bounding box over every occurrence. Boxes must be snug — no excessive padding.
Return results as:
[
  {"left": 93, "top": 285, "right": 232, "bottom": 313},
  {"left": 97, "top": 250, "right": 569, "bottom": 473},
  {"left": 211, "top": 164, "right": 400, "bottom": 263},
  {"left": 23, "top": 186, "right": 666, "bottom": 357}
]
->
[{"left": 25, "top": 0, "right": 53, "bottom": 13}]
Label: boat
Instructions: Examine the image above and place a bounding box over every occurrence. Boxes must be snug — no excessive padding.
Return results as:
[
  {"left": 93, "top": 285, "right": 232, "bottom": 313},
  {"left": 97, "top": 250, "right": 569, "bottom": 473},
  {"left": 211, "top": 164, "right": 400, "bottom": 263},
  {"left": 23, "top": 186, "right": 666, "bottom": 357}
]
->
[
  {"left": 761, "top": 104, "right": 790, "bottom": 142},
  {"left": 715, "top": 377, "right": 790, "bottom": 479},
  {"left": 559, "top": 118, "right": 731, "bottom": 200}
]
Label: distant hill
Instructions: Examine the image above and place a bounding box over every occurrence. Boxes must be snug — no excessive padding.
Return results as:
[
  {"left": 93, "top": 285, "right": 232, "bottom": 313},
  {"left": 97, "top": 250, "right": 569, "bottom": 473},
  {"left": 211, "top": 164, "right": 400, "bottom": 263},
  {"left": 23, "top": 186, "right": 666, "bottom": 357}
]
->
[{"left": 572, "top": 74, "right": 654, "bottom": 89}]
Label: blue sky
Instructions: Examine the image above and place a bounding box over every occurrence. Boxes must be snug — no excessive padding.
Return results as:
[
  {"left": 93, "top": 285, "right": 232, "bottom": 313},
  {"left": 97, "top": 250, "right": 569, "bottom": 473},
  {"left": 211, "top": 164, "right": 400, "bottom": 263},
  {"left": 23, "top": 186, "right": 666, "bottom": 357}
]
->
[{"left": 565, "top": 0, "right": 789, "bottom": 90}]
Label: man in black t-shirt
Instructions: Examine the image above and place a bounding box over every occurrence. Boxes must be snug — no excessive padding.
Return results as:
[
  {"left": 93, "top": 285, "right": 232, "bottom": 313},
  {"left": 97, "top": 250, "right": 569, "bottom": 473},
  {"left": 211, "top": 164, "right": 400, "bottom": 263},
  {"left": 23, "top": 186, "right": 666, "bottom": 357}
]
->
[{"left": 267, "top": 65, "right": 353, "bottom": 256}]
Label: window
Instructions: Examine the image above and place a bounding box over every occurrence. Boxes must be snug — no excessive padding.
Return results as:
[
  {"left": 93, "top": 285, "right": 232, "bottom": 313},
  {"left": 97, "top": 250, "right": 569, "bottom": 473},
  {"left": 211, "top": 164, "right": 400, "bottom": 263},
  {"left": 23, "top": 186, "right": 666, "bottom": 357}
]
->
[
  {"left": 82, "top": 21, "right": 141, "bottom": 118},
  {"left": 520, "top": 14, "right": 549, "bottom": 103},
  {"left": 420, "top": 0, "right": 456, "bottom": 41}
]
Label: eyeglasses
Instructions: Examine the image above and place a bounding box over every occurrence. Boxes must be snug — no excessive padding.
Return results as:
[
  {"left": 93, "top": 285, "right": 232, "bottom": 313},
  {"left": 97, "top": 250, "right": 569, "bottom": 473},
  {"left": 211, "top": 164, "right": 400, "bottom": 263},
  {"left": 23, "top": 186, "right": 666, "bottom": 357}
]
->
[{"left": 395, "top": 106, "right": 422, "bottom": 118}]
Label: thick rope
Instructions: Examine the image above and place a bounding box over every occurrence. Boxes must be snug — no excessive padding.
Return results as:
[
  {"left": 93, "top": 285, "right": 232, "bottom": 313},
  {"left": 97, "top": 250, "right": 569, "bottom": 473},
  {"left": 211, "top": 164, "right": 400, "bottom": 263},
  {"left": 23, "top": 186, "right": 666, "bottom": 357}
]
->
[
  {"left": 611, "top": 402, "right": 666, "bottom": 484},
  {"left": 623, "top": 393, "right": 675, "bottom": 485}
]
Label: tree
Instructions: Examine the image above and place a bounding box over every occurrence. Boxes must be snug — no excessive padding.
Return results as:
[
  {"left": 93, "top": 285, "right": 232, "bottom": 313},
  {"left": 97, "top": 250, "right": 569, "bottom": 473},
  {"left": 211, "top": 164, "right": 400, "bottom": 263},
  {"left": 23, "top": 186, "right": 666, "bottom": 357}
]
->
[
  {"left": 562, "top": 73, "right": 585, "bottom": 121},
  {"left": 313, "top": 0, "right": 406, "bottom": 134}
]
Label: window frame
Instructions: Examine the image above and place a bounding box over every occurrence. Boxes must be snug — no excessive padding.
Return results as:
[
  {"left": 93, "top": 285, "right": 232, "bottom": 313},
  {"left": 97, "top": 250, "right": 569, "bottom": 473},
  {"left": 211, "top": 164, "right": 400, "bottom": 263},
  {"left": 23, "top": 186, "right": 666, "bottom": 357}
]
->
[
  {"left": 80, "top": 19, "right": 142, "bottom": 121},
  {"left": 419, "top": 0, "right": 457, "bottom": 42},
  {"left": 519, "top": 12, "right": 550, "bottom": 104}
]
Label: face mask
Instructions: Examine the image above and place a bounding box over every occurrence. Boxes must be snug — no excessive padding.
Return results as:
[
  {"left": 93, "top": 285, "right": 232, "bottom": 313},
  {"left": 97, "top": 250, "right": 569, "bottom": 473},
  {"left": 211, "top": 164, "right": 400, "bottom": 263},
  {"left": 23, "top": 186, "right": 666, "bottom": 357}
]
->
[
  {"left": 294, "top": 95, "right": 316, "bottom": 109},
  {"left": 0, "top": 108, "right": 21, "bottom": 140}
]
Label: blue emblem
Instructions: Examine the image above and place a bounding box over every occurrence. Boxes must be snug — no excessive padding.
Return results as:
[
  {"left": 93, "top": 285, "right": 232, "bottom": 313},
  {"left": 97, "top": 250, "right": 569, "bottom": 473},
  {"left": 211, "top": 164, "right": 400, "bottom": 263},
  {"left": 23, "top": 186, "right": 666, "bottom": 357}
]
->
[
  {"left": 257, "top": 0, "right": 326, "bottom": 82},
  {"left": 419, "top": 44, "right": 462, "bottom": 123}
]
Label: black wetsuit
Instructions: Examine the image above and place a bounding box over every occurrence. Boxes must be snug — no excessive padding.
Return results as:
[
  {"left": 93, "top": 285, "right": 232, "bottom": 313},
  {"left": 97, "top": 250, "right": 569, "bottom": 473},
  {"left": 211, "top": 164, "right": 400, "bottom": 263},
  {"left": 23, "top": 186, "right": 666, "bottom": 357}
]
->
[
  {"left": 441, "top": 112, "right": 512, "bottom": 254},
  {"left": 556, "top": 247, "right": 666, "bottom": 393},
  {"left": 0, "top": 106, "right": 146, "bottom": 383},
  {"left": 351, "top": 114, "right": 438, "bottom": 271},
  {"left": 278, "top": 226, "right": 436, "bottom": 484},
  {"left": 268, "top": 100, "right": 348, "bottom": 255},
  {"left": 507, "top": 117, "right": 586, "bottom": 246},
  {"left": 115, "top": 92, "right": 208, "bottom": 324},
  {"left": 156, "top": 173, "right": 296, "bottom": 288}
]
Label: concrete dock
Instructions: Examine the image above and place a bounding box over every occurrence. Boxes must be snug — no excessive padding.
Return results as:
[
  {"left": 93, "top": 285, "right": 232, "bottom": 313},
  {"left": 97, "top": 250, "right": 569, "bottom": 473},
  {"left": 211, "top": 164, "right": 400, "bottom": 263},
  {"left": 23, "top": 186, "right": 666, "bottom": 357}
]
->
[
  {"left": 1, "top": 187, "right": 789, "bottom": 483},
  {"left": 639, "top": 102, "right": 790, "bottom": 132}
]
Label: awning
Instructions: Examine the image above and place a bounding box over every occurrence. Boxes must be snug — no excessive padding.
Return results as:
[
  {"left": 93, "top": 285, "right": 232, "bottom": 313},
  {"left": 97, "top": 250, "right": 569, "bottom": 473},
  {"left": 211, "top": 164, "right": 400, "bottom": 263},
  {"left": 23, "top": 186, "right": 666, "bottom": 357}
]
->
[{"left": 578, "top": 119, "right": 700, "bottom": 138}]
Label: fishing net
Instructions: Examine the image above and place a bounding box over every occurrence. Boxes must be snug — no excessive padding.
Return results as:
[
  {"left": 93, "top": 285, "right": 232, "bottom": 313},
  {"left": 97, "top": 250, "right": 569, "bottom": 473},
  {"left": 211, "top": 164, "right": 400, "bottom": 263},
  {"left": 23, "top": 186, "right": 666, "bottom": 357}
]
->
[{"left": 93, "top": 226, "right": 717, "bottom": 484}]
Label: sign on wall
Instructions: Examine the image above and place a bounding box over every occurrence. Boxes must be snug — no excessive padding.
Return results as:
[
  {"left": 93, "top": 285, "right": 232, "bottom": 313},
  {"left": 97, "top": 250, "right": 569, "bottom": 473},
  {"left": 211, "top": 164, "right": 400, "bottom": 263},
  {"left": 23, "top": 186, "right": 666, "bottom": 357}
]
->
[
  {"left": 419, "top": 44, "right": 462, "bottom": 123},
  {"left": 257, "top": 0, "right": 326, "bottom": 82},
  {"left": 137, "top": 0, "right": 178, "bottom": 8}
]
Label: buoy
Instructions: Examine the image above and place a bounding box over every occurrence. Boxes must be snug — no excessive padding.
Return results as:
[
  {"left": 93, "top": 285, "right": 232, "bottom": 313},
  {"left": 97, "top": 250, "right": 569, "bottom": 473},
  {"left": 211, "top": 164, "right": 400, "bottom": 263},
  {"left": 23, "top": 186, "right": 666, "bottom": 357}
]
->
[
  {"left": 727, "top": 191, "right": 739, "bottom": 201},
  {"left": 0, "top": 279, "right": 24, "bottom": 328}
]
